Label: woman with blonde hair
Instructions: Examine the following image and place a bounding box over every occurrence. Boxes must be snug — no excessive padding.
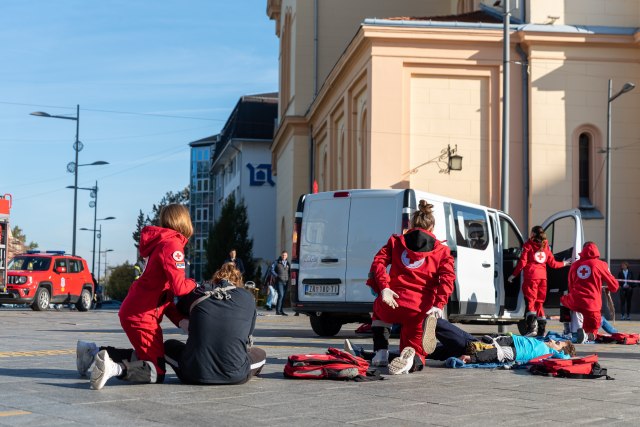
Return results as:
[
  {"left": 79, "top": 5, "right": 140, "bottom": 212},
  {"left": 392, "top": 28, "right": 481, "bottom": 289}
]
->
[
  {"left": 164, "top": 262, "right": 266, "bottom": 384},
  {"left": 77, "top": 204, "right": 197, "bottom": 390}
]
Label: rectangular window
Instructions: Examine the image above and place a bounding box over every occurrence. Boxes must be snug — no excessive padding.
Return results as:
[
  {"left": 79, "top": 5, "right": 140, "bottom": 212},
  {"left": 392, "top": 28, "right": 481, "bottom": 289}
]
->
[
  {"left": 195, "top": 208, "right": 209, "bottom": 222},
  {"left": 452, "top": 204, "right": 489, "bottom": 251}
]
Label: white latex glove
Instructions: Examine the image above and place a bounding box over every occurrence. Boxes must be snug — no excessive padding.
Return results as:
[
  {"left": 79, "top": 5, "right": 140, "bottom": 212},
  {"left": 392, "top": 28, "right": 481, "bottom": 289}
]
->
[
  {"left": 426, "top": 306, "right": 443, "bottom": 319},
  {"left": 179, "top": 318, "right": 189, "bottom": 335},
  {"left": 507, "top": 275, "right": 515, "bottom": 283},
  {"left": 381, "top": 288, "right": 399, "bottom": 309},
  {"left": 563, "top": 259, "right": 572, "bottom": 267}
]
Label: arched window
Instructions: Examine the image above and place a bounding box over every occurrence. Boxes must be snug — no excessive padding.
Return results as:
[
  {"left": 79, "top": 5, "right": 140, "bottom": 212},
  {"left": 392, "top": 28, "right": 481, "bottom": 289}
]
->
[
  {"left": 575, "top": 129, "right": 603, "bottom": 219},
  {"left": 578, "top": 132, "right": 592, "bottom": 207}
]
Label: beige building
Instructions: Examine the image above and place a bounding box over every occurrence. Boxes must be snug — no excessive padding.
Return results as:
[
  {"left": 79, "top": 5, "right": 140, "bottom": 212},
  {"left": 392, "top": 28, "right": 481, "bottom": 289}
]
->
[{"left": 266, "top": 0, "right": 640, "bottom": 265}]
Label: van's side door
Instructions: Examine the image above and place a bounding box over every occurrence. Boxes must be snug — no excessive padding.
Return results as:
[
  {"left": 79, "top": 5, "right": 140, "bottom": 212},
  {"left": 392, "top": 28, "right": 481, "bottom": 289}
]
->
[
  {"left": 541, "top": 209, "right": 584, "bottom": 310},
  {"left": 496, "top": 213, "right": 525, "bottom": 316},
  {"left": 298, "top": 195, "right": 350, "bottom": 303},
  {"left": 450, "top": 203, "right": 495, "bottom": 315}
]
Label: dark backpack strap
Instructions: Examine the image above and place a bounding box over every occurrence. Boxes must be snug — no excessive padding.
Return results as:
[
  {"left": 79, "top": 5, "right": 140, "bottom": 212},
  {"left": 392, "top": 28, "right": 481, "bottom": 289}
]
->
[{"left": 556, "top": 363, "right": 614, "bottom": 380}]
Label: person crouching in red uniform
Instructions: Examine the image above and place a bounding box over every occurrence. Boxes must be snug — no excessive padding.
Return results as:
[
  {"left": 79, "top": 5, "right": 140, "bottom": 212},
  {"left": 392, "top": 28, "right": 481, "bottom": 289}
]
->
[
  {"left": 77, "top": 204, "right": 197, "bottom": 390},
  {"left": 508, "top": 226, "right": 570, "bottom": 337},
  {"left": 561, "top": 241, "right": 619, "bottom": 343},
  {"left": 366, "top": 200, "right": 455, "bottom": 375}
]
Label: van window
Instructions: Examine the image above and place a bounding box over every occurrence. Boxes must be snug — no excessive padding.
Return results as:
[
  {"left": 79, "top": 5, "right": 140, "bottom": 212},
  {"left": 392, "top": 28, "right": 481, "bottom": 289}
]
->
[
  {"left": 544, "top": 216, "right": 576, "bottom": 257},
  {"left": 452, "top": 204, "right": 489, "bottom": 250},
  {"left": 500, "top": 218, "right": 522, "bottom": 252}
]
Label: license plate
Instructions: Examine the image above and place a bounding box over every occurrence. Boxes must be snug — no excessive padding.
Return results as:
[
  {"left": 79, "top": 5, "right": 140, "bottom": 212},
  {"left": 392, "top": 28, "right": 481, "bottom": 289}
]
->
[{"left": 305, "top": 284, "right": 339, "bottom": 296}]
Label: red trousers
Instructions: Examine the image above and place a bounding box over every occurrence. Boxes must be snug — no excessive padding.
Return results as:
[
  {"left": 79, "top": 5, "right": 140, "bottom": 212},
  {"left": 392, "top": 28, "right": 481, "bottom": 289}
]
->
[
  {"left": 120, "top": 318, "right": 166, "bottom": 377},
  {"left": 523, "top": 278, "right": 547, "bottom": 318},
  {"left": 372, "top": 298, "right": 427, "bottom": 362},
  {"left": 560, "top": 297, "right": 601, "bottom": 335}
]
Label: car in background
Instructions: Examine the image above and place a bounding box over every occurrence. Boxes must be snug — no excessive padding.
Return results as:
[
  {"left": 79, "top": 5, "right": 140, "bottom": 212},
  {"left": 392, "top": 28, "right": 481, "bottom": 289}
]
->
[
  {"left": 0, "top": 251, "right": 94, "bottom": 311},
  {"left": 96, "top": 299, "right": 122, "bottom": 310}
]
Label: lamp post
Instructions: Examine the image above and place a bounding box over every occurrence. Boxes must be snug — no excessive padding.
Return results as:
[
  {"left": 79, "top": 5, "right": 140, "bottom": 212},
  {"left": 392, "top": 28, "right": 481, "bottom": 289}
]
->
[
  {"left": 80, "top": 217, "right": 114, "bottom": 278},
  {"left": 102, "top": 249, "right": 114, "bottom": 281},
  {"left": 605, "top": 79, "right": 635, "bottom": 267},
  {"left": 31, "top": 105, "right": 108, "bottom": 255},
  {"left": 71, "top": 181, "right": 114, "bottom": 273}
]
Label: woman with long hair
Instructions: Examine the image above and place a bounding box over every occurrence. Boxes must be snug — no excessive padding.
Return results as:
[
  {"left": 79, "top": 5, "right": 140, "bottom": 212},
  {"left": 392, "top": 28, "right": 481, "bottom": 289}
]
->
[{"left": 509, "top": 225, "right": 570, "bottom": 336}]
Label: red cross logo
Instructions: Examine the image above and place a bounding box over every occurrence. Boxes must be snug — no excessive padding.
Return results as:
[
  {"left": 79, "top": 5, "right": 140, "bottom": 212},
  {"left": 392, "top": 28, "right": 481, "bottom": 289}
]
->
[
  {"left": 577, "top": 265, "right": 592, "bottom": 279},
  {"left": 534, "top": 251, "right": 547, "bottom": 264}
]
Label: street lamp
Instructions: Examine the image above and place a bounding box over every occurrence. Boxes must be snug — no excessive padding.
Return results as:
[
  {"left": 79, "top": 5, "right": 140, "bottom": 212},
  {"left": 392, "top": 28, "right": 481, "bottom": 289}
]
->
[
  {"left": 70, "top": 181, "right": 114, "bottom": 273},
  {"left": 31, "top": 105, "right": 108, "bottom": 256},
  {"left": 605, "top": 80, "right": 635, "bottom": 267},
  {"left": 102, "top": 249, "right": 114, "bottom": 282},
  {"left": 80, "top": 219, "right": 115, "bottom": 279}
]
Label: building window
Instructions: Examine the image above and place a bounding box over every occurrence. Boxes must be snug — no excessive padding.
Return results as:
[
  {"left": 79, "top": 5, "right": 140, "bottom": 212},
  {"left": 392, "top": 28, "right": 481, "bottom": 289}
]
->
[
  {"left": 575, "top": 130, "right": 603, "bottom": 219},
  {"left": 196, "top": 178, "right": 209, "bottom": 193},
  {"left": 195, "top": 207, "right": 209, "bottom": 222},
  {"left": 578, "top": 133, "right": 591, "bottom": 207}
]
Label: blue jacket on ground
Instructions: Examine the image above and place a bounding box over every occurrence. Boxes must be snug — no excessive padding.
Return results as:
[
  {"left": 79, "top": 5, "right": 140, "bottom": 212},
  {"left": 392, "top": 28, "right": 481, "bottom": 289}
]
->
[{"left": 513, "top": 335, "right": 570, "bottom": 362}]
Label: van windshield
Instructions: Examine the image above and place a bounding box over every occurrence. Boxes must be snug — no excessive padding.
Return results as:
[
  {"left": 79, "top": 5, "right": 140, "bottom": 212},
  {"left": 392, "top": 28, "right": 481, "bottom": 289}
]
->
[{"left": 8, "top": 256, "right": 51, "bottom": 271}]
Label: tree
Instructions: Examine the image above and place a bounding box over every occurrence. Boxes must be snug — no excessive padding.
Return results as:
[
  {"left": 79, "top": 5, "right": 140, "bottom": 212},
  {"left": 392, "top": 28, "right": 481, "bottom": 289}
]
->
[
  {"left": 107, "top": 262, "right": 136, "bottom": 301},
  {"left": 8, "top": 226, "right": 38, "bottom": 259},
  {"left": 132, "top": 187, "right": 190, "bottom": 251},
  {"left": 205, "top": 194, "right": 255, "bottom": 281}
]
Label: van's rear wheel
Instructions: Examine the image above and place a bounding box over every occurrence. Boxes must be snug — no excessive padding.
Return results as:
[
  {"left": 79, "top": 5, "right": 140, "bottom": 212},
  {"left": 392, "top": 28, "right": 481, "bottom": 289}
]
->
[{"left": 310, "top": 314, "right": 342, "bottom": 337}]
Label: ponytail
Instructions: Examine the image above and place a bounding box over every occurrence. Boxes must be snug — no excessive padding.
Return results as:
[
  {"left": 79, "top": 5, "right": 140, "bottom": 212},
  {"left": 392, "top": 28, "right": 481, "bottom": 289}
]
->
[{"left": 411, "top": 200, "right": 435, "bottom": 231}]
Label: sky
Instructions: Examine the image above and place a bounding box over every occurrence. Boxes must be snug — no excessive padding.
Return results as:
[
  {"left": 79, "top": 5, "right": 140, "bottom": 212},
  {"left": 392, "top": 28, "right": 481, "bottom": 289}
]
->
[{"left": 0, "top": 1, "right": 279, "bottom": 273}]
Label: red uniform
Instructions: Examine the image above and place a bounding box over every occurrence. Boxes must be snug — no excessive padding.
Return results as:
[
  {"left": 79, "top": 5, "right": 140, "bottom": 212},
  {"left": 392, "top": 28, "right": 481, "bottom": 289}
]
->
[
  {"left": 368, "top": 228, "right": 455, "bottom": 361},
  {"left": 118, "top": 226, "right": 196, "bottom": 380},
  {"left": 561, "top": 242, "right": 619, "bottom": 335},
  {"left": 512, "top": 239, "right": 564, "bottom": 318}
]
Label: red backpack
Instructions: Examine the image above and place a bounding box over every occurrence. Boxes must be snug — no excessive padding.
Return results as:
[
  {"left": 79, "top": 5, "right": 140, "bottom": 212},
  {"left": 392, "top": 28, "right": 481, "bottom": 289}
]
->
[
  {"left": 284, "top": 347, "right": 370, "bottom": 380},
  {"left": 596, "top": 332, "right": 640, "bottom": 345},
  {"left": 528, "top": 354, "right": 613, "bottom": 379}
]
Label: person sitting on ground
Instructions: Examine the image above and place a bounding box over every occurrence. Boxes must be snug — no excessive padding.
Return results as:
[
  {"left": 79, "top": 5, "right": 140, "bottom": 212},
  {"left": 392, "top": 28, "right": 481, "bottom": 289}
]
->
[{"left": 164, "top": 262, "right": 266, "bottom": 385}]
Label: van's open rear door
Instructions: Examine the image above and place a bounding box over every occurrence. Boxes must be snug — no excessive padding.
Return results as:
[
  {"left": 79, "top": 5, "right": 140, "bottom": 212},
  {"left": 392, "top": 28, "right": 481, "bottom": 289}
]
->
[{"left": 542, "top": 209, "right": 584, "bottom": 310}]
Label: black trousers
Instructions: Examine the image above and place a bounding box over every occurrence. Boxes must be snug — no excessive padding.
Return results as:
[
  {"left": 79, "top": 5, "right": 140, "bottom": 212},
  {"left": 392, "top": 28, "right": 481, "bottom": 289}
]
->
[
  {"left": 164, "top": 339, "right": 266, "bottom": 385},
  {"left": 620, "top": 288, "right": 634, "bottom": 316}
]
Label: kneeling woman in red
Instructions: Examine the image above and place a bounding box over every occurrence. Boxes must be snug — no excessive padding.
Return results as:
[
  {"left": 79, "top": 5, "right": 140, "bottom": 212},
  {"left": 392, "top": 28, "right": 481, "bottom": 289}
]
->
[
  {"left": 366, "top": 200, "right": 455, "bottom": 374},
  {"left": 508, "top": 226, "right": 569, "bottom": 336}
]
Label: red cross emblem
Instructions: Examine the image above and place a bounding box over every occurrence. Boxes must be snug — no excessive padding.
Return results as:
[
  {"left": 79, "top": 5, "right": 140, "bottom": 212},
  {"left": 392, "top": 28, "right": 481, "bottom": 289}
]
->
[
  {"left": 577, "top": 265, "right": 592, "bottom": 279},
  {"left": 534, "top": 251, "right": 547, "bottom": 263}
]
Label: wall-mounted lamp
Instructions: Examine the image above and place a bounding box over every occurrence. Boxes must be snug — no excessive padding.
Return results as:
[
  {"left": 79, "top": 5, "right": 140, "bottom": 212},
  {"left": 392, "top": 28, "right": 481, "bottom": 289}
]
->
[{"left": 408, "top": 144, "right": 463, "bottom": 175}]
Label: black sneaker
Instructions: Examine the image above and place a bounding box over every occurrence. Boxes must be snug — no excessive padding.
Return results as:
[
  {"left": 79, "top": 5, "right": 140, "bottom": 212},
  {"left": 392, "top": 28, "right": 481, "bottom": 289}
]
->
[{"left": 280, "top": 311, "right": 289, "bottom": 316}]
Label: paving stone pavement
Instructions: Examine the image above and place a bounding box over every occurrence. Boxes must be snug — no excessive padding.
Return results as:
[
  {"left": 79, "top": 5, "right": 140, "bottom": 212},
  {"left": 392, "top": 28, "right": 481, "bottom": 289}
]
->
[{"left": 0, "top": 307, "right": 639, "bottom": 426}]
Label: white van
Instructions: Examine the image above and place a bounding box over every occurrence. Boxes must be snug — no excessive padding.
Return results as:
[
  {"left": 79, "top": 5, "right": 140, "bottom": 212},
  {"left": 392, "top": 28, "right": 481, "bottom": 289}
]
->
[{"left": 290, "top": 189, "right": 584, "bottom": 336}]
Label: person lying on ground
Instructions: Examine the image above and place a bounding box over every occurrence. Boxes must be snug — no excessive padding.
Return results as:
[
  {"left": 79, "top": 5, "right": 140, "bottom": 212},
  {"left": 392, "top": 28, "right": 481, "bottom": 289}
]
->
[
  {"left": 346, "top": 318, "right": 575, "bottom": 366},
  {"left": 459, "top": 333, "right": 575, "bottom": 365}
]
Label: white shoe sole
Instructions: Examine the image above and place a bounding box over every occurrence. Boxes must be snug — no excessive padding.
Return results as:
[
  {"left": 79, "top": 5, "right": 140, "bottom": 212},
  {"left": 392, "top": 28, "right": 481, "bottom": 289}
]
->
[
  {"left": 388, "top": 347, "right": 415, "bottom": 375},
  {"left": 76, "top": 341, "right": 96, "bottom": 377},
  {"left": 422, "top": 315, "right": 438, "bottom": 354},
  {"left": 90, "top": 351, "right": 114, "bottom": 390}
]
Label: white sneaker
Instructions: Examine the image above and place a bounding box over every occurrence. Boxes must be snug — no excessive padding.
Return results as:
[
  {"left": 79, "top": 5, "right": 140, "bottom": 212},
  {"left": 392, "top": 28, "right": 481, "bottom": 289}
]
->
[
  {"left": 90, "top": 350, "right": 121, "bottom": 390},
  {"left": 76, "top": 341, "right": 98, "bottom": 377},
  {"left": 388, "top": 347, "right": 416, "bottom": 375},
  {"left": 371, "top": 349, "right": 389, "bottom": 367},
  {"left": 343, "top": 339, "right": 355, "bottom": 356},
  {"left": 422, "top": 314, "right": 438, "bottom": 355},
  {"left": 576, "top": 328, "right": 587, "bottom": 344}
]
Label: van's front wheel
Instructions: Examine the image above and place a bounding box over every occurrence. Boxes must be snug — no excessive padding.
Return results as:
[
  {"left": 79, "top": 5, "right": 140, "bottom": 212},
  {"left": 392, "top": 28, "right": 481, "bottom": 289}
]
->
[{"left": 310, "top": 313, "right": 342, "bottom": 337}]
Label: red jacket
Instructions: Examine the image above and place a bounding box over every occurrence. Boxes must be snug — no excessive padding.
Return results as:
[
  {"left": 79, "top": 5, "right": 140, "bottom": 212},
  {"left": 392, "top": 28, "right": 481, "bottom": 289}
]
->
[
  {"left": 368, "top": 228, "right": 455, "bottom": 313},
  {"left": 561, "top": 242, "right": 619, "bottom": 312},
  {"left": 119, "top": 226, "right": 196, "bottom": 327},
  {"left": 512, "top": 239, "right": 564, "bottom": 280}
]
